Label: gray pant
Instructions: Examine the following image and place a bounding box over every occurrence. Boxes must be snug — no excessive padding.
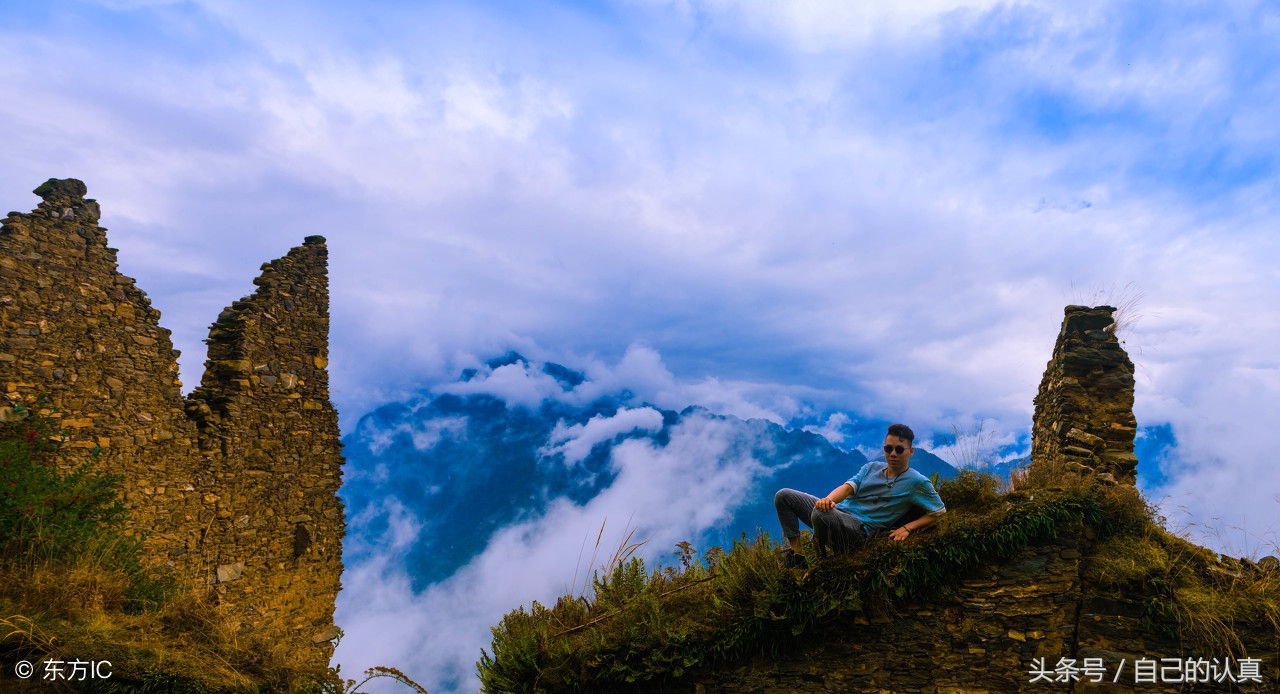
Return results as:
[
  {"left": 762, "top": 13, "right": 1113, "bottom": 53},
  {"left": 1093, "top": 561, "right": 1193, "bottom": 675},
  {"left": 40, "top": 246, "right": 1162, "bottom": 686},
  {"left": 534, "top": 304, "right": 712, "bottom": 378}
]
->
[{"left": 774, "top": 488, "right": 867, "bottom": 554}]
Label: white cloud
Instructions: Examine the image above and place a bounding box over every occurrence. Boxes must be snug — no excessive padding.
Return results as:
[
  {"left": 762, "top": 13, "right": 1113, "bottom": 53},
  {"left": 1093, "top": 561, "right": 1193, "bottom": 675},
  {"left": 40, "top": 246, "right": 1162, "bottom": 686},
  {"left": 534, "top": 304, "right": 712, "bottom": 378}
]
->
[
  {"left": 541, "top": 406, "right": 665, "bottom": 464},
  {"left": 356, "top": 414, "right": 468, "bottom": 455},
  {"left": 803, "top": 411, "right": 850, "bottom": 445},
  {"left": 632, "top": 0, "right": 1012, "bottom": 50},
  {"left": 344, "top": 495, "right": 425, "bottom": 564},
  {"left": 438, "top": 363, "right": 563, "bottom": 409},
  {"left": 428, "top": 345, "right": 828, "bottom": 426},
  {"left": 442, "top": 74, "right": 573, "bottom": 139},
  {"left": 83, "top": 0, "right": 184, "bottom": 9}
]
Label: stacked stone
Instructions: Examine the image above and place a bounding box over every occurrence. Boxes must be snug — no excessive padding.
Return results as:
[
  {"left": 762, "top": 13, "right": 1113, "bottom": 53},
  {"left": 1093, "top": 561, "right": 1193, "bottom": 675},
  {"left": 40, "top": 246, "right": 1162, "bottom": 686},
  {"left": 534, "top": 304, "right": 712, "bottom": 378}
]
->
[
  {"left": 0, "top": 179, "right": 344, "bottom": 669},
  {"left": 184, "top": 237, "right": 345, "bottom": 666},
  {"left": 1031, "top": 305, "right": 1139, "bottom": 484},
  {"left": 690, "top": 537, "right": 1084, "bottom": 693},
  {"left": 0, "top": 179, "right": 202, "bottom": 565}
]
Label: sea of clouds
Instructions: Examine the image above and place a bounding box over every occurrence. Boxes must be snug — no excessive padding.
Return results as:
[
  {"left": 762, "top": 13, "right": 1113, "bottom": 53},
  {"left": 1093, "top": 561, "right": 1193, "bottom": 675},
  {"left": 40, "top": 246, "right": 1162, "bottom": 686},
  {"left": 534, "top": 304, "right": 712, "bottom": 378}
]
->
[{"left": 335, "top": 350, "right": 814, "bottom": 692}]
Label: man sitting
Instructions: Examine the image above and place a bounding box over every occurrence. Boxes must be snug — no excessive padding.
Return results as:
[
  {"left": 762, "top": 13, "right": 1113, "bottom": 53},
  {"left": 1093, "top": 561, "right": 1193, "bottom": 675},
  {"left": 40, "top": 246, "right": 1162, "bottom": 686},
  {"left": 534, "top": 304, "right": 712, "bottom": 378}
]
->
[{"left": 774, "top": 423, "right": 946, "bottom": 568}]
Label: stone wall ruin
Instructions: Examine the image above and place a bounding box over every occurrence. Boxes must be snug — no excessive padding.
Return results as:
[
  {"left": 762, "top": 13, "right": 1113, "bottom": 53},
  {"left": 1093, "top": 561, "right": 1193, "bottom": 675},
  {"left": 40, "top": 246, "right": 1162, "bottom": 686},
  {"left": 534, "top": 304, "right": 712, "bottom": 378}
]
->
[
  {"left": 1032, "top": 305, "right": 1139, "bottom": 485},
  {"left": 0, "top": 178, "right": 344, "bottom": 668}
]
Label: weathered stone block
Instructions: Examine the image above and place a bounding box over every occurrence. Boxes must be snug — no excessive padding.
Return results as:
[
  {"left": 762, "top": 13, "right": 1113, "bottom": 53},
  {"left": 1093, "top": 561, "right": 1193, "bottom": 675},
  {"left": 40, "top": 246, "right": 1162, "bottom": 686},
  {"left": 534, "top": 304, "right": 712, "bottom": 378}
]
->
[{"left": 217, "top": 562, "right": 246, "bottom": 582}]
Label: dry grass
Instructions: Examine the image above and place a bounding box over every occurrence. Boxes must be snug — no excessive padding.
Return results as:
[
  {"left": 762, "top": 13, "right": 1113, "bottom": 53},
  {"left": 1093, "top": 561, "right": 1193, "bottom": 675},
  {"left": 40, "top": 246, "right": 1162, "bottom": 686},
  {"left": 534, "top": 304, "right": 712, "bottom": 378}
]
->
[
  {"left": 1007, "top": 463, "right": 1031, "bottom": 491},
  {"left": 1163, "top": 498, "right": 1280, "bottom": 565},
  {"left": 10, "top": 562, "right": 131, "bottom": 618},
  {"left": 0, "top": 554, "right": 320, "bottom": 692},
  {"left": 1, "top": 557, "right": 428, "bottom": 693},
  {"left": 936, "top": 421, "right": 1001, "bottom": 471},
  {"left": 1028, "top": 462, "right": 1280, "bottom": 660},
  {"left": 1069, "top": 281, "right": 1146, "bottom": 342},
  {"left": 570, "top": 516, "right": 648, "bottom": 601},
  {"left": 1085, "top": 522, "right": 1280, "bottom": 657},
  {"left": 1017, "top": 453, "right": 1095, "bottom": 494},
  {"left": 1027, "top": 454, "right": 1280, "bottom": 658},
  {"left": 339, "top": 666, "right": 430, "bottom": 694}
]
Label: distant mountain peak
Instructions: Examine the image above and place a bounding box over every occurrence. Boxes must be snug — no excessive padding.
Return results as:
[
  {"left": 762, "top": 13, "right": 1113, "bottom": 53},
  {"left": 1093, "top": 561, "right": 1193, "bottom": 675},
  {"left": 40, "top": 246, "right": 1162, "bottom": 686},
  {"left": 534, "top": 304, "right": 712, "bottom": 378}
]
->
[
  {"left": 484, "top": 351, "right": 529, "bottom": 369},
  {"left": 542, "top": 361, "right": 586, "bottom": 389}
]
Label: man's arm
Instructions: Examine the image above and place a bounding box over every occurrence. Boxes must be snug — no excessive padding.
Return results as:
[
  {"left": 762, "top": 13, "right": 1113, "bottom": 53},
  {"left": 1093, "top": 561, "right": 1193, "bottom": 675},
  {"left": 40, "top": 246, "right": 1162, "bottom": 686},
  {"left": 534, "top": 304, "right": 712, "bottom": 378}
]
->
[
  {"left": 888, "top": 510, "right": 943, "bottom": 541},
  {"left": 814, "top": 482, "right": 854, "bottom": 512},
  {"left": 888, "top": 478, "right": 948, "bottom": 541}
]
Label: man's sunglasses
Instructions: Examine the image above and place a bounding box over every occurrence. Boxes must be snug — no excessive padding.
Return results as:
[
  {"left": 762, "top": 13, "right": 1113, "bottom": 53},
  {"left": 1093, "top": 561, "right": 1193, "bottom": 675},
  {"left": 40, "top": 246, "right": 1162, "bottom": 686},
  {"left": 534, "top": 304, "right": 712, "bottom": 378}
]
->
[{"left": 884, "top": 445, "right": 909, "bottom": 455}]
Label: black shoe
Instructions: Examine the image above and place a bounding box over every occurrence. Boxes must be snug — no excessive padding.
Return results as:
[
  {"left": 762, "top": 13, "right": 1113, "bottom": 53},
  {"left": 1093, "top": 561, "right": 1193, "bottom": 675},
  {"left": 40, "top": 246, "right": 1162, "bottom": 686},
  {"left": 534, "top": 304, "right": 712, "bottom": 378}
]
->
[{"left": 782, "top": 550, "right": 808, "bottom": 569}]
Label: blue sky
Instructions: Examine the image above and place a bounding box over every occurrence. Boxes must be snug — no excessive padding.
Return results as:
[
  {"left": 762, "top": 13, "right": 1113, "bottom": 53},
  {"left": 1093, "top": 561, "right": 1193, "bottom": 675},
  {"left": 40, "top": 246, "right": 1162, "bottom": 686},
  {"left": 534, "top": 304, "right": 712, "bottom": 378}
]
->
[{"left": 4, "top": 0, "right": 1280, "bottom": 689}]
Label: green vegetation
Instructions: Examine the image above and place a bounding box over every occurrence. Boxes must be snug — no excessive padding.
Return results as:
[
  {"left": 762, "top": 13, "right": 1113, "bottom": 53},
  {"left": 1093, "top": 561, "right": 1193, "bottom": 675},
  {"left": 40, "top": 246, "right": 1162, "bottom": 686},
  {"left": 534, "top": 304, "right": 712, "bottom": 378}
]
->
[
  {"left": 0, "top": 409, "right": 341, "bottom": 693},
  {"left": 1084, "top": 517, "right": 1280, "bottom": 655},
  {"left": 0, "top": 408, "right": 125, "bottom": 560},
  {"left": 478, "top": 466, "right": 1278, "bottom": 693}
]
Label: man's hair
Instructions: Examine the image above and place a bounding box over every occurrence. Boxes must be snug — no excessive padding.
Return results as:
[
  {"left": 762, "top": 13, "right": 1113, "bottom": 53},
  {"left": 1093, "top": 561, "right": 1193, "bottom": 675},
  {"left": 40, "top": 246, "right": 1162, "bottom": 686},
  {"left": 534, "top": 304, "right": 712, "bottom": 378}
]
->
[{"left": 886, "top": 423, "right": 915, "bottom": 445}]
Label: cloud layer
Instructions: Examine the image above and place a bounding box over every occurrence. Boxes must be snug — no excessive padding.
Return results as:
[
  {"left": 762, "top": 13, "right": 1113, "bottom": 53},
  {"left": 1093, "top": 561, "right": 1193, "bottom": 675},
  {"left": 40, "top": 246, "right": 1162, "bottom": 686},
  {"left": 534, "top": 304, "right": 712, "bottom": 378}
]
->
[{"left": 336, "top": 404, "right": 772, "bottom": 693}]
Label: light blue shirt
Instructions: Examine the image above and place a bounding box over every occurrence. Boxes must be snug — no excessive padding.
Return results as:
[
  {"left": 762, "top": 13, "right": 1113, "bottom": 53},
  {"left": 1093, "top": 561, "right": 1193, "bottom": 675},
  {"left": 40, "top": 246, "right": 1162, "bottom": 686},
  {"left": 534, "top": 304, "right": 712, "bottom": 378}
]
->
[{"left": 836, "top": 461, "right": 947, "bottom": 530}]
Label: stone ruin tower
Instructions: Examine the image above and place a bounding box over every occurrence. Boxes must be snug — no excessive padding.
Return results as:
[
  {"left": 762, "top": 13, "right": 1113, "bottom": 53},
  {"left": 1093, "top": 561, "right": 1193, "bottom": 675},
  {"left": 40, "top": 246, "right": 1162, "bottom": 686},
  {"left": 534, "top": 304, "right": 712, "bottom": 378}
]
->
[
  {"left": 1031, "top": 304, "right": 1139, "bottom": 484},
  {"left": 0, "top": 179, "right": 344, "bottom": 668}
]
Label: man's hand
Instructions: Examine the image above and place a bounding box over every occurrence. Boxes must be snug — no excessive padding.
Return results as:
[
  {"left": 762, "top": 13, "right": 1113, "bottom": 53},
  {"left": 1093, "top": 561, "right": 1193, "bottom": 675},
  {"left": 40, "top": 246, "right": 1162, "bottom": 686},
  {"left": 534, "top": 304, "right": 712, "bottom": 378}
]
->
[
  {"left": 816, "top": 483, "right": 854, "bottom": 512},
  {"left": 889, "top": 526, "right": 911, "bottom": 542}
]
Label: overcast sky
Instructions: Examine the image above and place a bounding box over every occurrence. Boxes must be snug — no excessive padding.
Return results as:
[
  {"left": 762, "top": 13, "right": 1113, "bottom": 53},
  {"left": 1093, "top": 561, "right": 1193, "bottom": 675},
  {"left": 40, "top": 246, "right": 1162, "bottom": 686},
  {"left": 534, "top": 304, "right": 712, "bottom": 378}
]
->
[{"left": 4, "top": 0, "right": 1280, "bottom": 687}]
